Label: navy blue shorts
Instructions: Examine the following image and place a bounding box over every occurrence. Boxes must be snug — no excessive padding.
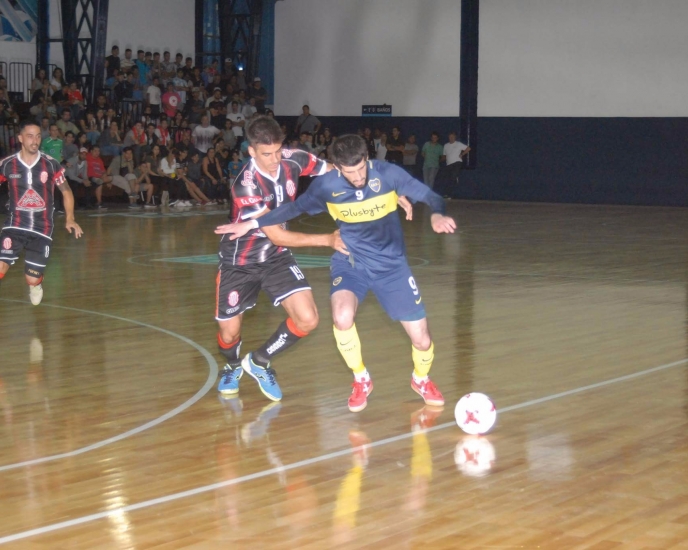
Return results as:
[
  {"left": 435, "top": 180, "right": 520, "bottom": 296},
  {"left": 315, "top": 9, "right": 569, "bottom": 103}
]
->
[{"left": 330, "top": 256, "right": 426, "bottom": 322}]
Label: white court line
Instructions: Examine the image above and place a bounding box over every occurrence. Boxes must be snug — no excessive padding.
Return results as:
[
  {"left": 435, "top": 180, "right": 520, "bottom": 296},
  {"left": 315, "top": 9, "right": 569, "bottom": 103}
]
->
[
  {"left": 0, "top": 299, "right": 218, "bottom": 473},
  {"left": 0, "top": 356, "right": 685, "bottom": 545}
]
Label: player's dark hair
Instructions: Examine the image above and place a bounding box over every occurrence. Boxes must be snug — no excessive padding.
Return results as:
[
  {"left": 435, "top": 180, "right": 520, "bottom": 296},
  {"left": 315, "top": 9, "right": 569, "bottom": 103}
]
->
[
  {"left": 247, "top": 116, "right": 284, "bottom": 147},
  {"left": 19, "top": 119, "right": 41, "bottom": 133},
  {"left": 330, "top": 134, "right": 368, "bottom": 167}
]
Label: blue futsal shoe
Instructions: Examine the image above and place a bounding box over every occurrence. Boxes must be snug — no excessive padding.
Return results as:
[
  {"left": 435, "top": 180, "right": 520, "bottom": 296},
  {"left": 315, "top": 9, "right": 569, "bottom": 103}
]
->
[
  {"left": 218, "top": 364, "right": 243, "bottom": 394},
  {"left": 241, "top": 353, "right": 282, "bottom": 402}
]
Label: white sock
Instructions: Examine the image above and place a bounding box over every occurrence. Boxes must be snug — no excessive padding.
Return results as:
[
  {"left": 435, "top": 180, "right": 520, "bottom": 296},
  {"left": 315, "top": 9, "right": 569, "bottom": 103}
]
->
[
  {"left": 412, "top": 372, "right": 428, "bottom": 384},
  {"left": 354, "top": 369, "right": 370, "bottom": 383}
]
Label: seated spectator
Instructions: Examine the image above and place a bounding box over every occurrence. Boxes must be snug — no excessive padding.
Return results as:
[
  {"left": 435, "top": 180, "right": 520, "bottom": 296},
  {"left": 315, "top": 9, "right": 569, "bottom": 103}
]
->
[
  {"left": 205, "top": 87, "right": 223, "bottom": 108},
  {"left": 31, "top": 68, "right": 47, "bottom": 97},
  {"left": 56, "top": 109, "right": 79, "bottom": 139},
  {"left": 312, "top": 133, "right": 327, "bottom": 157},
  {"left": 94, "top": 93, "right": 110, "bottom": 111},
  {"left": 155, "top": 118, "right": 173, "bottom": 149},
  {"left": 40, "top": 124, "right": 63, "bottom": 161},
  {"left": 175, "top": 128, "right": 193, "bottom": 153},
  {"left": 108, "top": 146, "right": 154, "bottom": 208},
  {"left": 205, "top": 75, "right": 223, "bottom": 98},
  {"left": 76, "top": 131, "right": 89, "bottom": 151},
  {"left": 242, "top": 97, "right": 257, "bottom": 120},
  {"left": 64, "top": 146, "right": 94, "bottom": 208},
  {"left": 50, "top": 68, "right": 67, "bottom": 103},
  {"left": 79, "top": 111, "right": 101, "bottom": 145},
  {"left": 86, "top": 145, "right": 112, "bottom": 209},
  {"left": 162, "top": 82, "right": 182, "bottom": 120},
  {"left": 201, "top": 146, "right": 227, "bottom": 203},
  {"left": 142, "top": 122, "right": 159, "bottom": 156},
  {"left": 30, "top": 80, "right": 51, "bottom": 118},
  {"left": 249, "top": 77, "right": 267, "bottom": 112},
  {"left": 226, "top": 101, "right": 245, "bottom": 142},
  {"left": 99, "top": 120, "right": 124, "bottom": 156},
  {"left": 39, "top": 117, "right": 51, "bottom": 140},
  {"left": 184, "top": 88, "right": 205, "bottom": 125},
  {"left": 221, "top": 119, "right": 237, "bottom": 150},
  {"left": 177, "top": 149, "right": 213, "bottom": 205},
  {"left": 129, "top": 68, "right": 144, "bottom": 101},
  {"left": 44, "top": 96, "right": 57, "bottom": 121},
  {"left": 160, "top": 147, "right": 191, "bottom": 207},
  {"left": 123, "top": 120, "right": 148, "bottom": 162},
  {"left": 192, "top": 115, "right": 221, "bottom": 155},
  {"left": 296, "top": 131, "right": 313, "bottom": 153},
  {"left": 226, "top": 150, "right": 242, "bottom": 184},
  {"left": 143, "top": 144, "right": 164, "bottom": 182},
  {"left": 105, "top": 68, "right": 119, "bottom": 89},
  {"left": 65, "top": 81, "right": 85, "bottom": 120},
  {"left": 62, "top": 131, "right": 78, "bottom": 161},
  {"left": 208, "top": 102, "right": 225, "bottom": 130}
]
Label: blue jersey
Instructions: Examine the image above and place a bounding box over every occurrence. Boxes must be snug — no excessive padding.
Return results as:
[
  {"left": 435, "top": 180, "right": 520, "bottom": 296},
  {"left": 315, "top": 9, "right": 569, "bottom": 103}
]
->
[{"left": 256, "top": 160, "right": 446, "bottom": 275}]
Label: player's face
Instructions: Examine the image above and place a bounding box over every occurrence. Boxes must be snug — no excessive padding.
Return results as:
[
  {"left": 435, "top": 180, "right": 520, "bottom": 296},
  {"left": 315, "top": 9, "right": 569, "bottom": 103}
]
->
[
  {"left": 19, "top": 125, "right": 41, "bottom": 155},
  {"left": 339, "top": 159, "right": 368, "bottom": 188},
  {"left": 249, "top": 142, "right": 283, "bottom": 175}
]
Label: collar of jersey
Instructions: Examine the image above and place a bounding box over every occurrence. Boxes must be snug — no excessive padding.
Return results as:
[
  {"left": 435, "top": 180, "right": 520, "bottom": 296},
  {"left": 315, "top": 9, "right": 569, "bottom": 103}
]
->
[
  {"left": 251, "top": 158, "right": 281, "bottom": 182},
  {"left": 17, "top": 152, "right": 41, "bottom": 169}
]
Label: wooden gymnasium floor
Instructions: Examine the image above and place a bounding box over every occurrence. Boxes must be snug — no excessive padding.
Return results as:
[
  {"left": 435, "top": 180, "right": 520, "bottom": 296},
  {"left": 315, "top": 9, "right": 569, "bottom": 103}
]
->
[{"left": 1, "top": 200, "right": 688, "bottom": 549}]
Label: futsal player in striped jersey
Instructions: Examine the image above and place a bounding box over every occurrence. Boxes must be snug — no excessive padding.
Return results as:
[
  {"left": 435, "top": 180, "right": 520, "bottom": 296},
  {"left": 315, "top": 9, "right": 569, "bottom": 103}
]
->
[
  {"left": 0, "top": 119, "right": 83, "bottom": 305},
  {"left": 216, "top": 134, "right": 456, "bottom": 411}
]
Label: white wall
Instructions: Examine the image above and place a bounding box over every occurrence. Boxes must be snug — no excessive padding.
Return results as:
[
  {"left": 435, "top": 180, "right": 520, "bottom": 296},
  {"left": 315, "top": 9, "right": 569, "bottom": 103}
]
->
[
  {"left": 479, "top": 0, "right": 688, "bottom": 117},
  {"left": 106, "top": 0, "right": 195, "bottom": 61},
  {"left": 275, "top": 0, "right": 461, "bottom": 117}
]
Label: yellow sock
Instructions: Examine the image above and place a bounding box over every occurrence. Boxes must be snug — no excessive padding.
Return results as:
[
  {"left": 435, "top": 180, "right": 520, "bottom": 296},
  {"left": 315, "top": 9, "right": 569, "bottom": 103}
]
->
[
  {"left": 334, "top": 324, "right": 365, "bottom": 374},
  {"left": 412, "top": 342, "right": 434, "bottom": 378}
]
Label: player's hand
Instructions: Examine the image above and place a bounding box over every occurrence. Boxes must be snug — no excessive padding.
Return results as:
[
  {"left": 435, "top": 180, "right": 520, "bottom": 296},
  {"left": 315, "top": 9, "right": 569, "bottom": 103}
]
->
[
  {"left": 430, "top": 213, "right": 456, "bottom": 234},
  {"left": 398, "top": 195, "right": 413, "bottom": 221},
  {"left": 66, "top": 220, "right": 83, "bottom": 238},
  {"left": 331, "top": 230, "right": 349, "bottom": 255},
  {"left": 215, "top": 221, "right": 254, "bottom": 240}
]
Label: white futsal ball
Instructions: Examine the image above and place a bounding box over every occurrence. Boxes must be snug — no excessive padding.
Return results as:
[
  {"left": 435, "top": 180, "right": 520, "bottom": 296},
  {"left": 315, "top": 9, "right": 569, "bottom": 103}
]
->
[{"left": 454, "top": 392, "right": 497, "bottom": 435}]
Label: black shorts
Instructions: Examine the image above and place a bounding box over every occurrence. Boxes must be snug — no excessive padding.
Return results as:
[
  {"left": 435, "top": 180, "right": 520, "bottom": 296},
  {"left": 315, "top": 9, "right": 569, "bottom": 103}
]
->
[
  {"left": 0, "top": 228, "right": 52, "bottom": 277},
  {"left": 215, "top": 252, "right": 311, "bottom": 321}
]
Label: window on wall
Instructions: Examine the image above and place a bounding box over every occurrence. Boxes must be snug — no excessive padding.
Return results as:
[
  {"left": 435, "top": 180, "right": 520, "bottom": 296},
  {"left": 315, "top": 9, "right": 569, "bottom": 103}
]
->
[{"left": 203, "top": 0, "right": 220, "bottom": 66}]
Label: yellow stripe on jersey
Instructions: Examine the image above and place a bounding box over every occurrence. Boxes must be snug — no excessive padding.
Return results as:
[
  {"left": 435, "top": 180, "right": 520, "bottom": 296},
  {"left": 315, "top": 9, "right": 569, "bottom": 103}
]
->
[{"left": 326, "top": 191, "right": 398, "bottom": 223}]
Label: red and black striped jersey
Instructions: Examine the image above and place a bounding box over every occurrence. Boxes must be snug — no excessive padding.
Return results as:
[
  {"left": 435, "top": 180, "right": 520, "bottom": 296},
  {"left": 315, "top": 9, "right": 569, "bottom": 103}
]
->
[
  {"left": 220, "top": 149, "right": 327, "bottom": 265},
  {"left": 0, "top": 152, "right": 65, "bottom": 239}
]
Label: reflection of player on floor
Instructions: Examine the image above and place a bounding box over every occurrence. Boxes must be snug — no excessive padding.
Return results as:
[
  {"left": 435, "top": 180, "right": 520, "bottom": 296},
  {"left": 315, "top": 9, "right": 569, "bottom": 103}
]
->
[
  {"left": 0, "top": 120, "right": 83, "bottom": 305},
  {"left": 214, "top": 116, "right": 347, "bottom": 402},
  {"left": 217, "top": 135, "right": 456, "bottom": 411}
]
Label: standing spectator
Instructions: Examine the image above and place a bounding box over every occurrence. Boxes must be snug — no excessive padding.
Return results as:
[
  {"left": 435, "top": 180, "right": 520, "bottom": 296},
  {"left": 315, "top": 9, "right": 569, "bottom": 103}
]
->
[
  {"left": 172, "top": 69, "right": 190, "bottom": 106},
  {"left": 206, "top": 74, "right": 223, "bottom": 98},
  {"left": 192, "top": 115, "right": 221, "bottom": 155},
  {"left": 147, "top": 77, "right": 162, "bottom": 117},
  {"left": 376, "top": 133, "right": 388, "bottom": 161},
  {"left": 438, "top": 131, "right": 470, "bottom": 191},
  {"left": 250, "top": 77, "right": 267, "bottom": 112},
  {"left": 40, "top": 124, "right": 63, "bottom": 161},
  {"left": 223, "top": 58, "right": 235, "bottom": 79},
  {"left": 182, "top": 57, "right": 195, "bottom": 80},
  {"left": 209, "top": 102, "right": 226, "bottom": 131},
  {"left": 175, "top": 53, "right": 184, "bottom": 72},
  {"left": 184, "top": 88, "right": 204, "bottom": 126},
  {"left": 105, "top": 46, "right": 120, "bottom": 79},
  {"left": 205, "top": 87, "right": 224, "bottom": 108},
  {"left": 120, "top": 49, "right": 135, "bottom": 73},
  {"left": 421, "top": 132, "right": 443, "bottom": 188},
  {"left": 226, "top": 101, "right": 245, "bottom": 142},
  {"left": 161, "top": 82, "right": 182, "bottom": 120},
  {"left": 151, "top": 52, "right": 163, "bottom": 81},
  {"left": 113, "top": 72, "right": 133, "bottom": 103},
  {"left": 295, "top": 105, "right": 321, "bottom": 136},
  {"left": 403, "top": 134, "right": 419, "bottom": 177},
  {"left": 39, "top": 117, "right": 51, "bottom": 140},
  {"left": 242, "top": 97, "right": 258, "bottom": 120},
  {"left": 161, "top": 51, "right": 177, "bottom": 85},
  {"left": 221, "top": 119, "right": 237, "bottom": 150},
  {"left": 362, "top": 127, "right": 376, "bottom": 159},
  {"left": 386, "top": 126, "right": 404, "bottom": 165}
]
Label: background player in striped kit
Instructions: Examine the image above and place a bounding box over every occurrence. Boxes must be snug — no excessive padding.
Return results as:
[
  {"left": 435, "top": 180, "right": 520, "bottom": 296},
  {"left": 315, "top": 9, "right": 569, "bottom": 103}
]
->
[{"left": 0, "top": 120, "right": 83, "bottom": 305}]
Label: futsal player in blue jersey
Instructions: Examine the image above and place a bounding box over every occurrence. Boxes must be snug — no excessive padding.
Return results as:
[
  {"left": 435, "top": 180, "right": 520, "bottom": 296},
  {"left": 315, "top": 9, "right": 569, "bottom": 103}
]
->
[{"left": 216, "top": 134, "right": 456, "bottom": 412}]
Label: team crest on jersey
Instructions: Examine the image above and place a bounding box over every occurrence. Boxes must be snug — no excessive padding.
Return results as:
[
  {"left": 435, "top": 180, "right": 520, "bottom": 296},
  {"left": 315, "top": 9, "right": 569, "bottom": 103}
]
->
[
  {"left": 228, "top": 291, "right": 240, "bottom": 307},
  {"left": 16, "top": 189, "right": 46, "bottom": 212},
  {"left": 241, "top": 170, "right": 256, "bottom": 189},
  {"left": 368, "top": 178, "right": 381, "bottom": 193},
  {"left": 2, "top": 237, "right": 11, "bottom": 250},
  {"left": 286, "top": 179, "right": 296, "bottom": 197},
  {"left": 40, "top": 171, "right": 49, "bottom": 184},
  {"left": 281, "top": 149, "right": 293, "bottom": 158}
]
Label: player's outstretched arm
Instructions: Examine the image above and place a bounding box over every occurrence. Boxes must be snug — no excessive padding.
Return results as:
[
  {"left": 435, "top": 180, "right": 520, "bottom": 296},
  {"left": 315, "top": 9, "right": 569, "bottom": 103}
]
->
[
  {"left": 430, "top": 213, "right": 456, "bottom": 234},
  {"left": 57, "top": 181, "right": 84, "bottom": 239}
]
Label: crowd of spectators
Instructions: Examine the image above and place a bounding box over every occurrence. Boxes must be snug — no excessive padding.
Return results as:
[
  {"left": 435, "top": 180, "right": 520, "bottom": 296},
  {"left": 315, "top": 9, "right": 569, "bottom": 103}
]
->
[{"left": 0, "top": 46, "right": 470, "bottom": 208}]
